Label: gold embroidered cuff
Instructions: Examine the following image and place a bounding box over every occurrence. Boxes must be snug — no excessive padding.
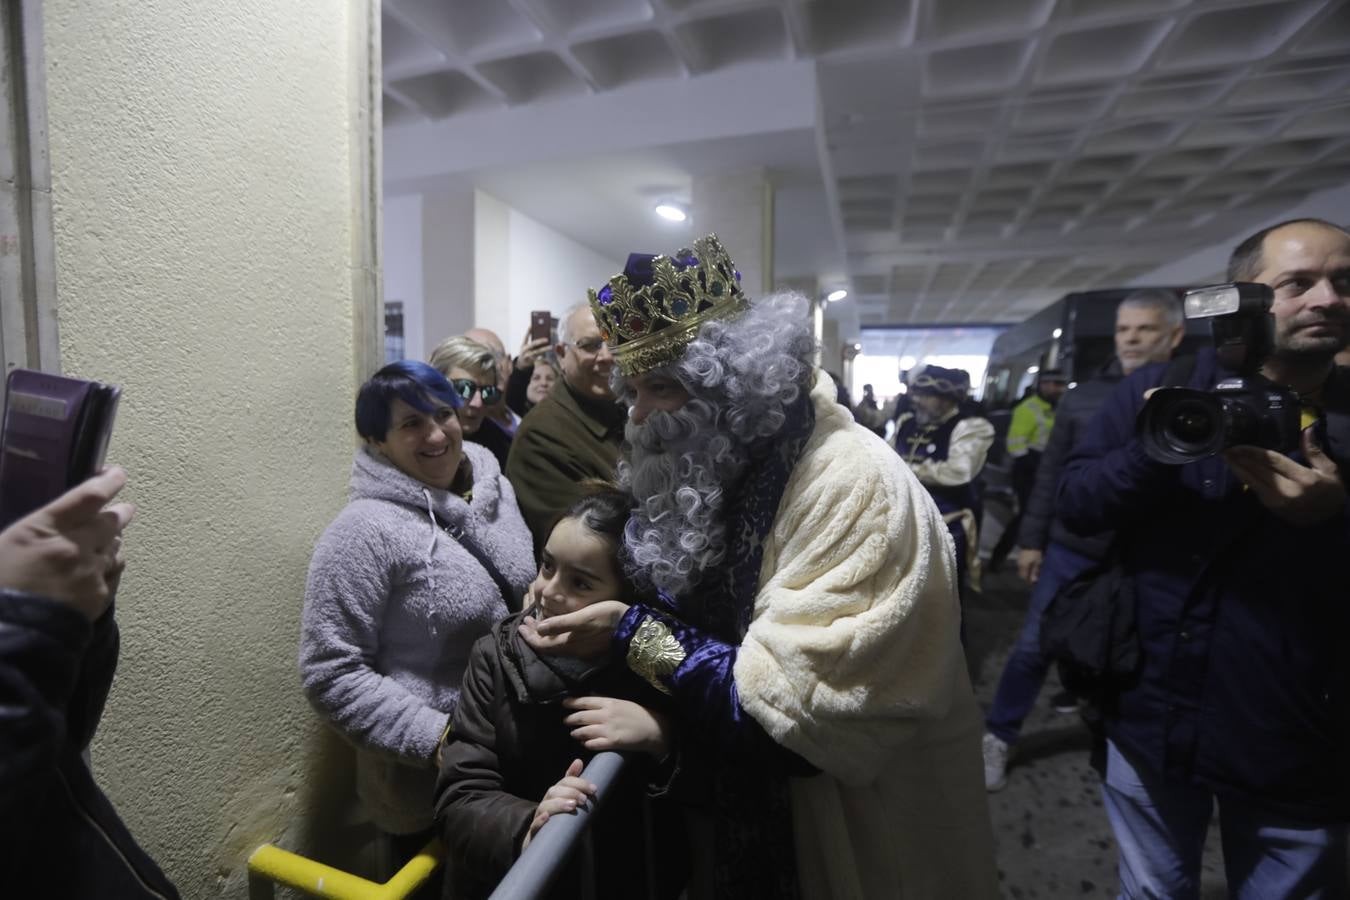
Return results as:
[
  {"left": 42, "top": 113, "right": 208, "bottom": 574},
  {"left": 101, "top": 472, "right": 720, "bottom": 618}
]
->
[{"left": 626, "top": 614, "right": 687, "bottom": 695}]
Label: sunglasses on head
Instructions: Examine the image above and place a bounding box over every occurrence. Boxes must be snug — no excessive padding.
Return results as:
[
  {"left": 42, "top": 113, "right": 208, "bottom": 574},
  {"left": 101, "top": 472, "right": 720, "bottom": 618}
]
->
[{"left": 450, "top": 379, "right": 502, "bottom": 405}]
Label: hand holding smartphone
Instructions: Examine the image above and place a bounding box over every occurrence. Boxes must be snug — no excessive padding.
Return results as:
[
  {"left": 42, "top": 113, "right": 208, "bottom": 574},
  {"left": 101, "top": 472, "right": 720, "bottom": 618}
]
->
[
  {"left": 530, "top": 310, "right": 553, "bottom": 343},
  {"left": 0, "top": 369, "right": 121, "bottom": 530}
]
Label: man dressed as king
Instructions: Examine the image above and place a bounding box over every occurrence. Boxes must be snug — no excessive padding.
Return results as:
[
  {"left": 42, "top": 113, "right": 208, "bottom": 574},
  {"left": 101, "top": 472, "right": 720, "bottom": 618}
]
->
[{"left": 521, "top": 234, "right": 998, "bottom": 899}]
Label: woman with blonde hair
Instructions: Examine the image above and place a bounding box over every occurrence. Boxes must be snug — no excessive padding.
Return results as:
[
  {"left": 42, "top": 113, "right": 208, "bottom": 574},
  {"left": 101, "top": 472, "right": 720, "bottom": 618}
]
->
[{"left": 429, "top": 336, "right": 512, "bottom": 469}]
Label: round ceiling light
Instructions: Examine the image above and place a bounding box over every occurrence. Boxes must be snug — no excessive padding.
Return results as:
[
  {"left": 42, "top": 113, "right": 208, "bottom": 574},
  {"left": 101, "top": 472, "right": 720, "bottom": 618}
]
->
[
  {"left": 654, "top": 203, "right": 688, "bottom": 222},
  {"left": 826, "top": 289, "right": 848, "bottom": 302}
]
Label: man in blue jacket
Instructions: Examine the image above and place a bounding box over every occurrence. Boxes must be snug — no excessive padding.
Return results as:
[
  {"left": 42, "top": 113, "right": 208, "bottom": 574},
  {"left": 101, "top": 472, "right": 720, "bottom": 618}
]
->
[
  {"left": 0, "top": 468, "right": 179, "bottom": 898},
  {"left": 1057, "top": 218, "right": 1350, "bottom": 898},
  {"left": 982, "top": 289, "right": 1184, "bottom": 791}
]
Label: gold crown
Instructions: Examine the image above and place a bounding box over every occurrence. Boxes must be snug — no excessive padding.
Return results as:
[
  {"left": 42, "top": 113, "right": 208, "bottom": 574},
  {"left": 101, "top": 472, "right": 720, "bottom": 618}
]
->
[{"left": 588, "top": 233, "right": 748, "bottom": 376}]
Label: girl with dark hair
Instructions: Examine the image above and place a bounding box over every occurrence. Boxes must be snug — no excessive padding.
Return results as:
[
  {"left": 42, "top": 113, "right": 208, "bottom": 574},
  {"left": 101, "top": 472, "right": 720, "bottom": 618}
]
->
[
  {"left": 300, "top": 360, "right": 536, "bottom": 872},
  {"left": 434, "top": 486, "right": 687, "bottom": 900}
]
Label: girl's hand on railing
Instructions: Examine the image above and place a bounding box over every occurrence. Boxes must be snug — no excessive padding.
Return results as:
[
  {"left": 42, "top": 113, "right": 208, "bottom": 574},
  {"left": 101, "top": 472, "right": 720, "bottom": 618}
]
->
[
  {"left": 521, "top": 759, "right": 597, "bottom": 854},
  {"left": 562, "top": 697, "right": 671, "bottom": 758}
]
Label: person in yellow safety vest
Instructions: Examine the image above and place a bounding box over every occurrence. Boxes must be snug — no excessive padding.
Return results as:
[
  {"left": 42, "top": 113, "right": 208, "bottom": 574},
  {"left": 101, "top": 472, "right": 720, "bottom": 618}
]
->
[
  {"left": 1007, "top": 370, "right": 1065, "bottom": 460},
  {"left": 989, "top": 369, "right": 1067, "bottom": 572}
]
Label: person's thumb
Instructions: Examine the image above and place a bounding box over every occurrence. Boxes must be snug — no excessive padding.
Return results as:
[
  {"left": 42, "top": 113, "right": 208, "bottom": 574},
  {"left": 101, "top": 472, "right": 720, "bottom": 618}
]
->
[{"left": 1302, "top": 429, "right": 1339, "bottom": 476}]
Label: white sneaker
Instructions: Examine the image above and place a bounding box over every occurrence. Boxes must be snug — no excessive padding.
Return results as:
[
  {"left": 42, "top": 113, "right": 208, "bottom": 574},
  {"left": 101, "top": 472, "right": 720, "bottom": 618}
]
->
[{"left": 982, "top": 733, "right": 1009, "bottom": 792}]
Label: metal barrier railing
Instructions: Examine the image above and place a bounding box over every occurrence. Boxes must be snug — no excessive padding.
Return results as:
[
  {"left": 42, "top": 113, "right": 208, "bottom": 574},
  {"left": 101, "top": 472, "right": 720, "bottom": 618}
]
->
[
  {"left": 246, "top": 837, "right": 441, "bottom": 900},
  {"left": 246, "top": 752, "right": 632, "bottom": 900},
  {"left": 487, "top": 752, "right": 628, "bottom": 900}
]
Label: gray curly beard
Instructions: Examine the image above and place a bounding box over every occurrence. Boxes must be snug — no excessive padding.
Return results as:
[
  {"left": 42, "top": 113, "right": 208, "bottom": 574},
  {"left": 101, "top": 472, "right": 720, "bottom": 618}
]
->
[{"left": 617, "top": 397, "right": 749, "bottom": 599}]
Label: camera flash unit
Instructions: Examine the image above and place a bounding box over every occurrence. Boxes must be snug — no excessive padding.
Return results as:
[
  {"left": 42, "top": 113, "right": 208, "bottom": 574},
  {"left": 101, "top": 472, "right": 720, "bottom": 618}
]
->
[{"left": 1183, "top": 282, "right": 1271, "bottom": 320}]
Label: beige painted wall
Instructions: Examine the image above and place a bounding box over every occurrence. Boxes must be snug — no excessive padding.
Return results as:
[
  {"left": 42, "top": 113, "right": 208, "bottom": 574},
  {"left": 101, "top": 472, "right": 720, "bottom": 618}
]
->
[{"left": 43, "top": 1, "right": 375, "bottom": 895}]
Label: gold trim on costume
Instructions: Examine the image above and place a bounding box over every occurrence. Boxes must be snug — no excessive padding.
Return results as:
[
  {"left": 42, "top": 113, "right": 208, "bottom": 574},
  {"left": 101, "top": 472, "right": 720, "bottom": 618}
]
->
[
  {"left": 626, "top": 615, "right": 687, "bottom": 694},
  {"left": 942, "top": 508, "right": 982, "bottom": 591}
]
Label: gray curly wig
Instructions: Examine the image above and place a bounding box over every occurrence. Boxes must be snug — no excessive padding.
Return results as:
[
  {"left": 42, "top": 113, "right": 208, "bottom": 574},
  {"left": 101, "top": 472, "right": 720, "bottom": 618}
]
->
[{"left": 615, "top": 291, "right": 817, "bottom": 598}]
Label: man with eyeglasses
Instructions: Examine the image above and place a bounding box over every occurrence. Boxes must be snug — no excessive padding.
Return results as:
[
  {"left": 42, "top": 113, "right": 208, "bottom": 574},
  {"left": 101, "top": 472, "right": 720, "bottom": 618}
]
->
[{"left": 507, "top": 303, "right": 624, "bottom": 547}]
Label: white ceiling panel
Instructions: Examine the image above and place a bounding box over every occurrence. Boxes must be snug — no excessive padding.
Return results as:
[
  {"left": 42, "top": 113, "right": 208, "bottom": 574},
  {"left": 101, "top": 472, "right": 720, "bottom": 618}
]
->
[{"left": 383, "top": 0, "right": 1350, "bottom": 324}]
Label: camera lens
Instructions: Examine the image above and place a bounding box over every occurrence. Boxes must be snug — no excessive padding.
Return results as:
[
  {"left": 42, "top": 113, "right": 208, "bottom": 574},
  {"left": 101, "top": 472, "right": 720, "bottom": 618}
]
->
[
  {"left": 1137, "top": 388, "right": 1226, "bottom": 464},
  {"left": 1137, "top": 378, "right": 1304, "bottom": 464},
  {"left": 1167, "top": 400, "right": 1218, "bottom": 447}
]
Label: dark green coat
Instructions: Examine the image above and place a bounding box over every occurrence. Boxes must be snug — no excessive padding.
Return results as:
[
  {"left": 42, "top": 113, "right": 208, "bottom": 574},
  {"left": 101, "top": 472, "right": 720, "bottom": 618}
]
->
[{"left": 505, "top": 379, "right": 625, "bottom": 549}]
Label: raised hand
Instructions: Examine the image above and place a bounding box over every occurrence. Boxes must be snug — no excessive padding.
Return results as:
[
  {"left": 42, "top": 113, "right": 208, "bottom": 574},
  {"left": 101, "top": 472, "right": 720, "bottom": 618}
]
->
[
  {"left": 516, "top": 335, "right": 552, "bottom": 371},
  {"left": 0, "top": 467, "right": 134, "bottom": 620}
]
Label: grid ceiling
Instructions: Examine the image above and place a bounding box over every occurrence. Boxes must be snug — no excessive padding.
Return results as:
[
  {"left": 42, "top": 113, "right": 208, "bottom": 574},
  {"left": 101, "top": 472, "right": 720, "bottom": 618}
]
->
[{"left": 383, "top": 0, "right": 1350, "bottom": 324}]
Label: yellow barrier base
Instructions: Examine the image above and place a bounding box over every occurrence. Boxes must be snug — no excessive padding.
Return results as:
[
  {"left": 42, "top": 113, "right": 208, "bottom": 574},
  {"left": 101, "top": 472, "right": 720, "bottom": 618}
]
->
[{"left": 248, "top": 837, "right": 442, "bottom": 900}]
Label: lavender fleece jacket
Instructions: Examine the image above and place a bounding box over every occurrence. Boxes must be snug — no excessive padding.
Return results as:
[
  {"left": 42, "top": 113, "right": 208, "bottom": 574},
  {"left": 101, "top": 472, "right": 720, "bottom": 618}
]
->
[{"left": 299, "top": 442, "right": 535, "bottom": 833}]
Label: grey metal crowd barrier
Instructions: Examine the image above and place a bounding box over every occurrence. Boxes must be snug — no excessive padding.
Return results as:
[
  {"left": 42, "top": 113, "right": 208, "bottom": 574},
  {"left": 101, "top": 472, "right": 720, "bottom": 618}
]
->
[{"left": 486, "top": 752, "right": 632, "bottom": 900}]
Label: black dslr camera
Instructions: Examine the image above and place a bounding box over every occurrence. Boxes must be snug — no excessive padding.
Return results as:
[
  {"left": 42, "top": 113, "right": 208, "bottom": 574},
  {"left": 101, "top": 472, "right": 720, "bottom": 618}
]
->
[{"left": 1137, "top": 282, "right": 1301, "bottom": 464}]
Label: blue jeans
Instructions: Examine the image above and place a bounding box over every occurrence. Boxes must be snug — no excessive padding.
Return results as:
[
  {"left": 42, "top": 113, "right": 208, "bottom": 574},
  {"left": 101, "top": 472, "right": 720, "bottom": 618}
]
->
[
  {"left": 985, "top": 542, "right": 1098, "bottom": 744},
  {"left": 1103, "top": 739, "right": 1349, "bottom": 899}
]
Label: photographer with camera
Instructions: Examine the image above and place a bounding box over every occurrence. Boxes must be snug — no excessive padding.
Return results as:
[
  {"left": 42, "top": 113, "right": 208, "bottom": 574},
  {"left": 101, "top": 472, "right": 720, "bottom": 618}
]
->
[{"left": 1057, "top": 218, "right": 1350, "bottom": 897}]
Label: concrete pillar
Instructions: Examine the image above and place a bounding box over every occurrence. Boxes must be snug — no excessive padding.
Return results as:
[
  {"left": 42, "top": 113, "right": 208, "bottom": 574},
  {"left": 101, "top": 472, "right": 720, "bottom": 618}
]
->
[
  {"left": 383, "top": 193, "right": 425, "bottom": 360},
  {"left": 822, "top": 317, "right": 841, "bottom": 375},
  {"left": 43, "top": 0, "right": 379, "bottom": 894},
  {"left": 421, "top": 186, "right": 476, "bottom": 355},
  {"left": 690, "top": 168, "right": 773, "bottom": 300}
]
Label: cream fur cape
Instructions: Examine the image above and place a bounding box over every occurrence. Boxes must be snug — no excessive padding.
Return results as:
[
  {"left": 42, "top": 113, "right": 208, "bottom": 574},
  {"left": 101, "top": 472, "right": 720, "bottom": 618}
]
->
[{"left": 733, "top": 372, "right": 999, "bottom": 899}]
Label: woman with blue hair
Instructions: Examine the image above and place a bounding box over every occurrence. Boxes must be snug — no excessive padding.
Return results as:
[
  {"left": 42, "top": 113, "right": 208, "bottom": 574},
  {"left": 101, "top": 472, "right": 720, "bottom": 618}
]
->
[{"left": 299, "top": 360, "right": 535, "bottom": 870}]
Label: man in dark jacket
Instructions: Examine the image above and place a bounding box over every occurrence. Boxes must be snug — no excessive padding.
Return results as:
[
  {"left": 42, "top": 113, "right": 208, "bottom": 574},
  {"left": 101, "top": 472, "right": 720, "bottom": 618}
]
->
[
  {"left": 507, "top": 304, "right": 626, "bottom": 547},
  {"left": 985, "top": 367, "right": 1067, "bottom": 572},
  {"left": 982, "top": 289, "right": 1184, "bottom": 791},
  {"left": 0, "top": 467, "right": 179, "bottom": 899},
  {"left": 1058, "top": 218, "right": 1350, "bottom": 897}
]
